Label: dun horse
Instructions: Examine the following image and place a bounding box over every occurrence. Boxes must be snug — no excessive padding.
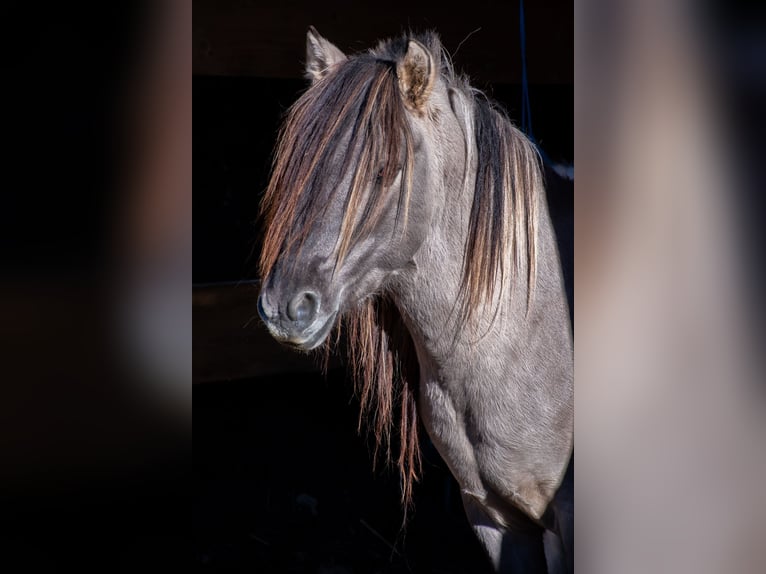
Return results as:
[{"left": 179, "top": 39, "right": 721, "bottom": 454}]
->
[{"left": 257, "top": 28, "right": 573, "bottom": 573}]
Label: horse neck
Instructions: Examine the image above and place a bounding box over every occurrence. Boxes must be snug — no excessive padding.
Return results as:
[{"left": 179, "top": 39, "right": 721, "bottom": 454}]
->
[{"left": 392, "top": 127, "right": 572, "bottom": 386}]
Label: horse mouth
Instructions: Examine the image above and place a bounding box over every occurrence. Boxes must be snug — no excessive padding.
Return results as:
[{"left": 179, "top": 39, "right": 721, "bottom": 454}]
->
[{"left": 283, "top": 310, "right": 337, "bottom": 351}]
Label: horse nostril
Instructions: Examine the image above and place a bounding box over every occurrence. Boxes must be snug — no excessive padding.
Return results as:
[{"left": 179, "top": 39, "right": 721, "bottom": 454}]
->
[
  {"left": 286, "top": 292, "right": 318, "bottom": 324},
  {"left": 257, "top": 294, "right": 269, "bottom": 321}
]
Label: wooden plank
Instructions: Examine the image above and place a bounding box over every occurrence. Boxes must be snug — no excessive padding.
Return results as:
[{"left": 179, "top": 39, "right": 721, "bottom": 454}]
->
[
  {"left": 193, "top": 0, "right": 573, "bottom": 84},
  {"left": 193, "top": 282, "right": 337, "bottom": 383}
]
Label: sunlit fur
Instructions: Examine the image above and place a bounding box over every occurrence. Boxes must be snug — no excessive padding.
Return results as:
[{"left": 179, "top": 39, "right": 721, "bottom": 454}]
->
[{"left": 259, "top": 31, "right": 542, "bottom": 510}]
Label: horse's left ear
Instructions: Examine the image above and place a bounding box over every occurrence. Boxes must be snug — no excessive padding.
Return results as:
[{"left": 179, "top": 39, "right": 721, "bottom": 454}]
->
[
  {"left": 397, "top": 40, "right": 437, "bottom": 114},
  {"left": 305, "top": 26, "right": 347, "bottom": 82}
]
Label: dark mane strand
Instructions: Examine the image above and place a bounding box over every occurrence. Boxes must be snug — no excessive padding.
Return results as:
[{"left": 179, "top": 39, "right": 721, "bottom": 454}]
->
[{"left": 458, "top": 93, "right": 541, "bottom": 327}]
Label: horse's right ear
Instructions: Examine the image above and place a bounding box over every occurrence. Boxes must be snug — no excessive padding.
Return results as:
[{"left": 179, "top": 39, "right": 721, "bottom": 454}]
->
[
  {"left": 396, "top": 40, "right": 437, "bottom": 115},
  {"left": 305, "top": 26, "right": 347, "bottom": 82}
]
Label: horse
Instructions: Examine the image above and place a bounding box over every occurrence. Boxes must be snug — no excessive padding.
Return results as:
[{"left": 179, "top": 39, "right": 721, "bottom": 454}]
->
[{"left": 256, "top": 28, "right": 573, "bottom": 573}]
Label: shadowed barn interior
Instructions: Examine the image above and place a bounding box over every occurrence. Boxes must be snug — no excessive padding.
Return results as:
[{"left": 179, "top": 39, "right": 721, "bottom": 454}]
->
[{"left": 194, "top": 1, "right": 572, "bottom": 571}]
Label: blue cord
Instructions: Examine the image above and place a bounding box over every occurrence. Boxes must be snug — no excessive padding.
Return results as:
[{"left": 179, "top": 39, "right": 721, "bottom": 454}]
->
[
  {"left": 520, "top": 0, "right": 532, "bottom": 137},
  {"left": 519, "top": 0, "right": 557, "bottom": 170}
]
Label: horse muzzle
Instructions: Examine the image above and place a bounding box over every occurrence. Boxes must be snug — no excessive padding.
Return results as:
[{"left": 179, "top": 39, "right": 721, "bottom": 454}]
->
[{"left": 257, "top": 289, "right": 336, "bottom": 351}]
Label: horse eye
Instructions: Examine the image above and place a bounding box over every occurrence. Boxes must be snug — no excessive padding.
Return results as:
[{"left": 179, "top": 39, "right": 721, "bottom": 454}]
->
[
  {"left": 374, "top": 167, "right": 387, "bottom": 184},
  {"left": 375, "top": 165, "right": 402, "bottom": 184}
]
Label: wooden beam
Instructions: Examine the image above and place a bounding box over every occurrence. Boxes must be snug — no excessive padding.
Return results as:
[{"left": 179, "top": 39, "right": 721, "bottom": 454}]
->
[
  {"left": 193, "top": 282, "right": 336, "bottom": 383},
  {"left": 193, "top": 0, "right": 573, "bottom": 84}
]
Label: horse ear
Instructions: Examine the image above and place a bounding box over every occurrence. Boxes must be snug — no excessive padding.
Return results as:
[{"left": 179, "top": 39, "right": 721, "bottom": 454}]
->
[
  {"left": 305, "top": 26, "right": 347, "bottom": 82},
  {"left": 396, "top": 40, "right": 437, "bottom": 114}
]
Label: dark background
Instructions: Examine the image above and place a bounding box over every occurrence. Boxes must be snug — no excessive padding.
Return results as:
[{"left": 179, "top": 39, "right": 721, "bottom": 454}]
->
[{"left": 193, "top": 1, "right": 573, "bottom": 571}]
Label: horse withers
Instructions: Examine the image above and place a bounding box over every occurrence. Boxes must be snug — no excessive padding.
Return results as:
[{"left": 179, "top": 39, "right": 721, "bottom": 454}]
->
[{"left": 256, "top": 28, "right": 573, "bottom": 573}]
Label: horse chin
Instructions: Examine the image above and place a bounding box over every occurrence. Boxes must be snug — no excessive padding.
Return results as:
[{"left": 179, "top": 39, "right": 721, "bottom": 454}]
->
[{"left": 283, "top": 310, "right": 338, "bottom": 352}]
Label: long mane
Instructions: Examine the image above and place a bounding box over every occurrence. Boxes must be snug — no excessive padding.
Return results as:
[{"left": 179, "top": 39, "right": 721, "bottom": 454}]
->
[
  {"left": 259, "top": 31, "right": 541, "bottom": 511},
  {"left": 259, "top": 54, "right": 414, "bottom": 280}
]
